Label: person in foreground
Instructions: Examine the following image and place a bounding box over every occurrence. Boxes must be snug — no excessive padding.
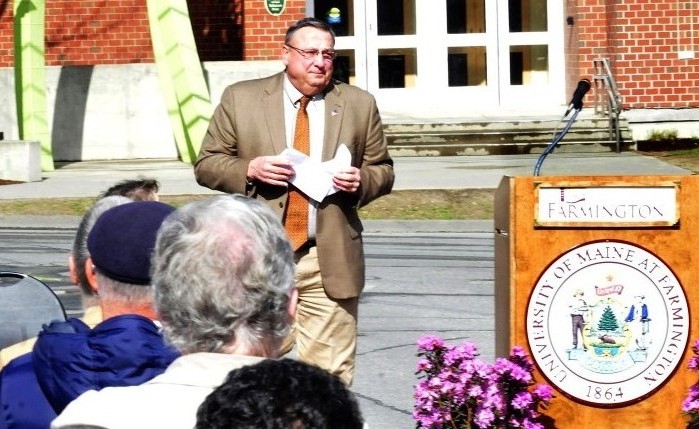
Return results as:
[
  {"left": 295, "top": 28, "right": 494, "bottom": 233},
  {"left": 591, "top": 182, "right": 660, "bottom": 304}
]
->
[
  {"left": 196, "top": 358, "right": 364, "bottom": 429},
  {"left": 69, "top": 179, "right": 160, "bottom": 325},
  {"left": 194, "top": 17, "right": 394, "bottom": 385},
  {"left": 0, "top": 201, "right": 178, "bottom": 429},
  {"left": 0, "top": 178, "right": 160, "bottom": 369},
  {"left": 51, "top": 194, "right": 297, "bottom": 429},
  {"left": 0, "top": 195, "right": 131, "bottom": 369}
]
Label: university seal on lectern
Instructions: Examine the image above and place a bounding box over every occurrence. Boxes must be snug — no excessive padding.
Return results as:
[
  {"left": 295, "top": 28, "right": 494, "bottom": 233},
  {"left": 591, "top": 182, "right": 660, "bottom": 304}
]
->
[{"left": 526, "top": 240, "right": 689, "bottom": 406}]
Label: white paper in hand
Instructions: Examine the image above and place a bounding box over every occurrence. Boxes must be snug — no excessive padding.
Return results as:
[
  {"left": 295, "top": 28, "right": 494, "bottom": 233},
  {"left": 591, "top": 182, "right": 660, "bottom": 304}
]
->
[{"left": 281, "top": 144, "right": 352, "bottom": 202}]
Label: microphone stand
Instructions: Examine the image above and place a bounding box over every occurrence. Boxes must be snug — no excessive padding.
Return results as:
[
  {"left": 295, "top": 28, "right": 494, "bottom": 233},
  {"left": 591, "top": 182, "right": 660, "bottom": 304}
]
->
[{"left": 533, "top": 108, "right": 581, "bottom": 176}]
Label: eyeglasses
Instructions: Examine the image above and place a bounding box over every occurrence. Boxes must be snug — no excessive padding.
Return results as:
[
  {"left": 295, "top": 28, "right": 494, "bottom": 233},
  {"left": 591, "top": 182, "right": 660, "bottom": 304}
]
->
[{"left": 285, "top": 44, "right": 336, "bottom": 62}]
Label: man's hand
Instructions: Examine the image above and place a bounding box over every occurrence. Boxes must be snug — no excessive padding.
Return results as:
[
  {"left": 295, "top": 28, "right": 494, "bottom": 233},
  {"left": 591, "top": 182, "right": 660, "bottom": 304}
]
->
[
  {"left": 332, "top": 167, "right": 361, "bottom": 194},
  {"left": 247, "top": 155, "right": 294, "bottom": 187}
]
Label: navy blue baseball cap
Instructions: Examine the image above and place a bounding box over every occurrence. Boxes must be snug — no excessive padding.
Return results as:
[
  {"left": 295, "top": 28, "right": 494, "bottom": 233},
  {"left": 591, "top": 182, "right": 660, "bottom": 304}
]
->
[{"left": 87, "top": 201, "right": 175, "bottom": 285}]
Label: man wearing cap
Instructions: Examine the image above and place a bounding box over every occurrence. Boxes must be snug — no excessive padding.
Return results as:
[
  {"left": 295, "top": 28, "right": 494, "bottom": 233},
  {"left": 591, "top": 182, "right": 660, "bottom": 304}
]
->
[
  {"left": 0, "top": 179, "right": 160, "bottom": 369},
  {"left": 0, "top": 201, "right": 179, "bottom": 429}
]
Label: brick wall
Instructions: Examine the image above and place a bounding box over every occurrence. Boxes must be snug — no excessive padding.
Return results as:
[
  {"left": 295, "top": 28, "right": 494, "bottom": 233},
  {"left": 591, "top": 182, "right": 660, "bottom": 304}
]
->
[
  {"left": 189, "top": 0, "right": 245, "bottom": 61},
  {"left": 577, "top": 0, "right": 699, "bottom": 108},
  {"left": 242, "top": 0, "right": 305, "bottom": 60},
  {"left": 0, "top": 4, "right": 11, "bottom": 67},
  {"left": 564, "top": 0, "right": 580, "bottom": 102},
  {"left": 1, "top": 1, "right": 696, "bottom": 108},
  {"left": 0, "top": 0, "right": 294, "bottom": 67},
  {"left": 17, "top": 1, "right": 153, "bottom": 66},
  {"left": 0, "top": 1, "right": 154, "bottom": 67}
]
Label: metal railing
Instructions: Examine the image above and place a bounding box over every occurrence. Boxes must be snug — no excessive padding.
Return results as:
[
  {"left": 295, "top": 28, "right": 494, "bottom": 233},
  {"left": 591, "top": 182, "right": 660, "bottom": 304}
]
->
[{"left": 593, "top": 58, "right": 624, "bottom": 152}]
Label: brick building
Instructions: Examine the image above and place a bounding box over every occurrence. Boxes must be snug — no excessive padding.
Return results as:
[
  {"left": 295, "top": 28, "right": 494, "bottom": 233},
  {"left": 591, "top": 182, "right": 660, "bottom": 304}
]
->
[
  {"left": 574, "top": 0, "right": 698, "bottom": 109},
  {"left": 0, "top": 0, "right": 697, "bottom": 160}
]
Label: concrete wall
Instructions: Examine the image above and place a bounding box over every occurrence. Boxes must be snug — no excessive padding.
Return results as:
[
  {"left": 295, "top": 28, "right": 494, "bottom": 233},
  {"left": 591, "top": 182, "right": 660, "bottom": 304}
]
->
[
  {"left": 623, "top": 109, "right": 699, "bottom": 141},
  {"left": 0, "top": 61, "right": 283, "bottom": 162},
  {"left": 2, "top": 61, "right": 698, "bottom": 162},
  {"left": 0, "top": 140, "right": 41, "bottom": 182}
]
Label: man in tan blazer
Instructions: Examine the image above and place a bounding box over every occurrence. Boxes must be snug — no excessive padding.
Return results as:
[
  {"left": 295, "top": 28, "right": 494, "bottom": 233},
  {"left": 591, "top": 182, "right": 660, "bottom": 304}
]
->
[{"left": 194, "top": 17, "right": 394, "bottom": 384}]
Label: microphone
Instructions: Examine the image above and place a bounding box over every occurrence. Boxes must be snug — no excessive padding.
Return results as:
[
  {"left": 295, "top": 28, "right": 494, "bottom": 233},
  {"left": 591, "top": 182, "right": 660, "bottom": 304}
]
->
[
  {"left": 564, "top": 79, "right": 591, "bottom": 117},
  {"left": 534, "top": 80, "right": 590, "bottom": 175}
]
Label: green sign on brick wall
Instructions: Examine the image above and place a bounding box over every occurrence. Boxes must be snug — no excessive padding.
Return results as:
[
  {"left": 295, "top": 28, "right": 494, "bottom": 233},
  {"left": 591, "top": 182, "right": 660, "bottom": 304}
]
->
[{"left": 265, "top": 0, "right": 286, "bottom": 16}]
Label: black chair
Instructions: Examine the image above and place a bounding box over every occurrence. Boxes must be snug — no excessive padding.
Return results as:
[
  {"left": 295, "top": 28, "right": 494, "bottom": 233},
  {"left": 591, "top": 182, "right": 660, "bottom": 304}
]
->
[{"left": 0, "top": 272, "right": 67, "bottom": 349}]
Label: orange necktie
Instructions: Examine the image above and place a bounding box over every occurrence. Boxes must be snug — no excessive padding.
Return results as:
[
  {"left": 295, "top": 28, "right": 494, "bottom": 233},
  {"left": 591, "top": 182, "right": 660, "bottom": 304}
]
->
[{"left": 285, "top": 96, "right": 311, "bottom": 250}]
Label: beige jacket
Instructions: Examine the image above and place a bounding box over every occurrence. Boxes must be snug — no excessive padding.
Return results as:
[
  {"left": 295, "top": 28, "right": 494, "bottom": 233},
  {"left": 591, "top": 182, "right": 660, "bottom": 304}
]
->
[
  {"left": 194, "top": 73, "right": 394, "bottom": 299},
  {"left": 51, "top": 353, "right": 265, "bottom": 429}
]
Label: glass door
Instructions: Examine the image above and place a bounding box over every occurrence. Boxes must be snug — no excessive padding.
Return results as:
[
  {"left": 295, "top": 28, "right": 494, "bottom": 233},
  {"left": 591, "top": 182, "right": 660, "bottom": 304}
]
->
[
  {"left": 313, "top": 0, "right": 565, "bottom": 116},
  {"left": 313, "top": 0, "right": 367, "bottom": 89},
  {"left": 439, "top": 0, "right": 500, "bottom": 113},
  {"left": 496, "top": 0, "right": 565, "bottom": 107},
  {"left": 362, "top": 0, "right": 506, "bottom": 115},
  {"left": 363, "top": 0, "right": 420, "bottom": 114}
]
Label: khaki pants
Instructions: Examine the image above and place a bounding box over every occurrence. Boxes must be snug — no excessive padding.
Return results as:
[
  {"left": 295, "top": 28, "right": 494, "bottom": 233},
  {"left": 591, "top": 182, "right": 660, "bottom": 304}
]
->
[{"left": 281, "top": 245, "right": 358, "bottom": 385}]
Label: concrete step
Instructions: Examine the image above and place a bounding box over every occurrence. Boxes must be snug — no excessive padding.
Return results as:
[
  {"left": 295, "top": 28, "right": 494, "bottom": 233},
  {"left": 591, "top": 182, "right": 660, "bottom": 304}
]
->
[{"left": 383, "top": 116, "right": 633, "bottom": 156}]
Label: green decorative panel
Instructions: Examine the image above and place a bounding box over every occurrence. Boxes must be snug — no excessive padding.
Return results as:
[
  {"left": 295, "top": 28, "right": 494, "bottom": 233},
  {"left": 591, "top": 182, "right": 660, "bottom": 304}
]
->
[
  {"left": 14, "top": 0, "right": 53, "bottom": 171},
  {"left": 147, "top": 0, "right": 212, "bottom": 163}
]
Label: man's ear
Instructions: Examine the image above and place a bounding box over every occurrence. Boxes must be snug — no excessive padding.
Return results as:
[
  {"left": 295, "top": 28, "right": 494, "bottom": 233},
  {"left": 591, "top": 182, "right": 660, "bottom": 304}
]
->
[
  {"left": 281, "top": 44, "right": 291, "bottom": 67},
  {"left": 68, "top": 255, "right": 78, "bottom": 285},
  {"left": 84, "top": 257, "right": 99, "bottom": 294},
  {"left": 287, "top": 287, "right": 299, "bottom": 320}
]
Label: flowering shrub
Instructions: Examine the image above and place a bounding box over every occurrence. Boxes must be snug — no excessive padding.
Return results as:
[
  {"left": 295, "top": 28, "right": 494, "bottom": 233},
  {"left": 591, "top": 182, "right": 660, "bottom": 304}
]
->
[
  {"left": 413, "top": 335, "right": 553, "bottom": 429},
  {"left": 683, "top": 340, "right": 699, "bottom": 428}
]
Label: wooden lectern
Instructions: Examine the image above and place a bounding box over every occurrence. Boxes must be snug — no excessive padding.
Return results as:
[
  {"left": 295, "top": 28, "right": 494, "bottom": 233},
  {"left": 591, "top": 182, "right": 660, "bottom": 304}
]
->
[{"left": 495, "top": 174, "right": 699, "bottom": 428}]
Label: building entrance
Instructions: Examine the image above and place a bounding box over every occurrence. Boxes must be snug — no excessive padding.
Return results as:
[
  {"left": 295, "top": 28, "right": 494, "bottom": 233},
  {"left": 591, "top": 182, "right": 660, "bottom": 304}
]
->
[{"left": 312, "top": 0, "right": 565, "bottom": 117}]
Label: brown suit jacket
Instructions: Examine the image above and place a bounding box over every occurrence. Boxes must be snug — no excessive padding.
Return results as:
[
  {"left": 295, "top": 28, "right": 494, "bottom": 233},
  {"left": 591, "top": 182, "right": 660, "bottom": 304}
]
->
[{"left": 194, "top": 72, "right": 394, "bottom": 299}]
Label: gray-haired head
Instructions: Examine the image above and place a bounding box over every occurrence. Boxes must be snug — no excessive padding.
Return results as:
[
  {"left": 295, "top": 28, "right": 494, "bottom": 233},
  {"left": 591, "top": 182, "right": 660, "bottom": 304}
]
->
[
  {"left": 71, "top": 195, "right": 132, "bottom": 296},
  {"left": 151, "top": 195, "right": 295, "bottom": 356}
]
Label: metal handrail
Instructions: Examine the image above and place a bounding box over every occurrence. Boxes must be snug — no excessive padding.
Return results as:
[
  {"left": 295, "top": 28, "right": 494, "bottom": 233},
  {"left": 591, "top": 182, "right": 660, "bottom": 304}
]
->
[{"left": 593, "top": 58, "right": 623, "bottom": 152}]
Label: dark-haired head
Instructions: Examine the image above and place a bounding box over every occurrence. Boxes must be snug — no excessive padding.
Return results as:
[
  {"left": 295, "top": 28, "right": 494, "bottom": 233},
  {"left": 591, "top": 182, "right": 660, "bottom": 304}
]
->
[
  {"left": 196, "top": 358, "right": 363, "bottom": 429},
  {"left": 285, "top": 17, "right": 335, "bottom": 45}
]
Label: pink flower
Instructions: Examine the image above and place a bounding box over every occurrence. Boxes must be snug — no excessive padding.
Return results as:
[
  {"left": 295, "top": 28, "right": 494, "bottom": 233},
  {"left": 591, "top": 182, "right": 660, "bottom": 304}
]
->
[
  {"left": 473, "top": 407, "right": 496, "bottom": 428},
  {"left": 511, "top": 391, "right": 533, "bottom": 410},
  {"left": 467, "top": 384, "right": 484, "bottom": 398},
  {"left": 533, "top": 384, "right": 554, "bottom": 402},
  {"left": 417, "top": 335, "right": 445, "bottom": 352},
  {"left": 689, "top": 356, "right": 699, "bottom": 371},
  {"left": 416, "top": 357, "right": 432, "bottom": 372},
  {"left": 684, "top": 338, "right": 699, "bottom": 425},
  {"left": 510, "top": 346, "right": 527, "bottom": 358},
  {"left": 682, "top": 397, "right": 699, "bottom": 413},
  {"left": 521, "top": 418, "right": 545, "bottom": 429},
  {"left": 414, "top": 335, "right": 552, "bottom": 429}
]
